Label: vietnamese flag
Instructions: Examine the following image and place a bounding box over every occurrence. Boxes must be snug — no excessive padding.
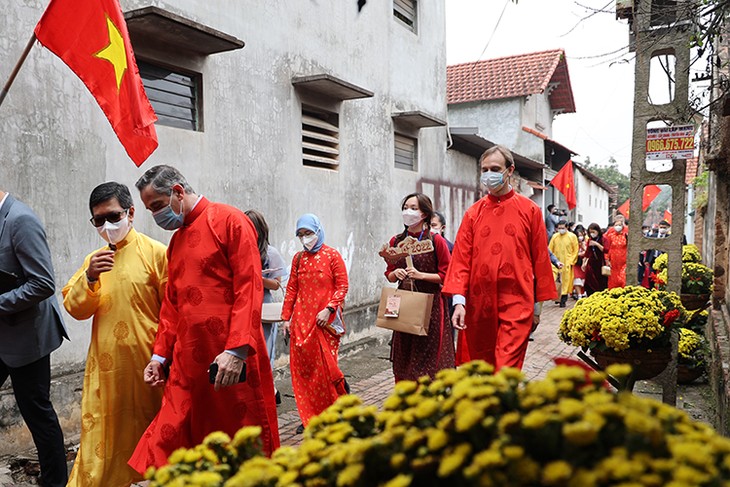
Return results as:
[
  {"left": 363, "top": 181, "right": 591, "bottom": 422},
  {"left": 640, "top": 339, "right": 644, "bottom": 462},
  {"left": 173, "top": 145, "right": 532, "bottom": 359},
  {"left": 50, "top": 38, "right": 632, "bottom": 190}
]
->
[
  {"left": 550, "top": 160, "right": 577, "bottom": 210},
  {"left": 642, "top": 185, "right": 662, "bottom": 211},
  {"left": 664, "top": 209, "right": 672, "bottom": 224},
  {"left": 34, "top": 0, "right": 158, "bottom": 166},
  {"left": 617, "top": 198, "right": 631, "bottom": 218}
]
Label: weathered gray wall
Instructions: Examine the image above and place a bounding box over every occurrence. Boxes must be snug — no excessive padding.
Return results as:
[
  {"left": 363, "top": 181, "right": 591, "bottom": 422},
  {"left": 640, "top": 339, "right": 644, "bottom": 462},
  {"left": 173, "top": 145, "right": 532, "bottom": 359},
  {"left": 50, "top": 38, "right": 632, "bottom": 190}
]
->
[{"left": 0, "top": 0, "right": 451, "bottom": 452}]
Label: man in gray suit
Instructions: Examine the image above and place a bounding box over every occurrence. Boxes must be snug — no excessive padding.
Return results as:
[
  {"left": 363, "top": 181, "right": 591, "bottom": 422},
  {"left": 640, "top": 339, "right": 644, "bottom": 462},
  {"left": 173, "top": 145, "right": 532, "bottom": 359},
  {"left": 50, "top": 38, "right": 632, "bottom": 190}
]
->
[{"left": 0, "top": 190, "right": 68, "bottom": 487}]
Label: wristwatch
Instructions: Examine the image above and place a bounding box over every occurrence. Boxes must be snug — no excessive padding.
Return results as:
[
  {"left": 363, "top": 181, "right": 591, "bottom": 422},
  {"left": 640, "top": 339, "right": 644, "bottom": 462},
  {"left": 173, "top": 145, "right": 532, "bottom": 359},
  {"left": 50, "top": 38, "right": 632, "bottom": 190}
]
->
[{"left": 326, "top": 306, "right": 335, "bottom": 314}]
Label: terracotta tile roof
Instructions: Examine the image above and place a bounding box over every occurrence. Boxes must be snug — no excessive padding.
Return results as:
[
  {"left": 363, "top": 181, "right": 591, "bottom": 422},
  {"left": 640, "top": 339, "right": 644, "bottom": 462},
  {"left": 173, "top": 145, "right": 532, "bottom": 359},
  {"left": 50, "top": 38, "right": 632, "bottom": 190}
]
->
[
  {"left": 522, "top": 126, "right": 578, "bottom": 155},
  {"left": 447, "top": 49, "right": 576, "bottom": 113},
  {"left": 686, "top": 157, "right": 698, "bottom": 184}
]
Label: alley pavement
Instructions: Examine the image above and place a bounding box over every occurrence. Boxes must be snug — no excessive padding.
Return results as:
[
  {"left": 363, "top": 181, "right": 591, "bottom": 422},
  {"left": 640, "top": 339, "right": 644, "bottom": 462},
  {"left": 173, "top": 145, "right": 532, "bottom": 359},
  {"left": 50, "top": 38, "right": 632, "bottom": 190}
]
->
[{"left": 1, "top": 299, "right": 716, "bottom": 484}]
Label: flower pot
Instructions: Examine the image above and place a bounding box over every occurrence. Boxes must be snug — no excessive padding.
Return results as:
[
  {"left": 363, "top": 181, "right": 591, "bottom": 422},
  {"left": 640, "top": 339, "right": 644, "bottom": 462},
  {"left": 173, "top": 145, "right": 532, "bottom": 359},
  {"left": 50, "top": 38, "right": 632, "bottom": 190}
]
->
[
  {"left": 680, "top": 293, "right": 710, "bottom": 311},
  {"left": 590, "top": 347, "right": 671, "bottom": 380},
  {"left": 677, "top": 364, "right": 704, "bottom": 384}
]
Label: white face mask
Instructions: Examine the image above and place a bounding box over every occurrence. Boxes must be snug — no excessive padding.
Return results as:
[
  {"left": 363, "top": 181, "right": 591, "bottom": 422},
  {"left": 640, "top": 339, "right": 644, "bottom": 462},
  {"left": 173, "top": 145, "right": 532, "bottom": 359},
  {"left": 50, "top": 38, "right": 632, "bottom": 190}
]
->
[
  {"left": 614, "top": 224, "right": 623, "bottom": 232},
  {"left": 402, "top": 209, "right": 424, "bottom": 227},
  {"left": 590, "top": 232, "right": 598, "bottom": 239},
  {"left": 558, "top": 229, "right": 567, "bottom": 235},
  {"left": 97, "top": 216, "right": 131, "bottom": 245},
  {"left": 578, "top": 235, "right": 585, "bottom": 241},
  {"left": 300, "top": 234, "right": 318, "bottom": 250},
  {"left": 658, "top": 228, "right": 669, "bottom": 235}
]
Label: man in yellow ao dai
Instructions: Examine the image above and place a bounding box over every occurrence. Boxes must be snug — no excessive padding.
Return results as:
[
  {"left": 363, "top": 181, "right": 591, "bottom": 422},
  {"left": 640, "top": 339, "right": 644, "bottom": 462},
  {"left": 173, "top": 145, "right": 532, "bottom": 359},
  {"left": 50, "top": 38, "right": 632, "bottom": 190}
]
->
[
  {"left": 63, "top": 182, "right": 167, "bottom": 487},
  {"left": 548, "top": 220, "right": 579, "bottom": 308}
]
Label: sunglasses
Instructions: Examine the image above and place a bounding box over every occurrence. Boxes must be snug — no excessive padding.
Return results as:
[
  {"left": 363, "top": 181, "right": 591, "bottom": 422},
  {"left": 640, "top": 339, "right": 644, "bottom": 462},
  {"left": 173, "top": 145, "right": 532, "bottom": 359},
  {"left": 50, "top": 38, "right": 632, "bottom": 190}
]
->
[{"left": 90, "top": 210, "right": 128, "bottom": 228}]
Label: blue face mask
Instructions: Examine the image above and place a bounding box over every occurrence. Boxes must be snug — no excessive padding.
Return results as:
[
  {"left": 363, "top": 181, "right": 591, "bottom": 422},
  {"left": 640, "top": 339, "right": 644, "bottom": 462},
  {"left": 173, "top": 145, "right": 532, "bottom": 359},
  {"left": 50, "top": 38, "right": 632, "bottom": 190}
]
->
[
  {"left": 480, "top": 170, "right": 506, "bottom": 192},
  {"left": 152, "top": 195, "right": 184, "bottom": 230}
]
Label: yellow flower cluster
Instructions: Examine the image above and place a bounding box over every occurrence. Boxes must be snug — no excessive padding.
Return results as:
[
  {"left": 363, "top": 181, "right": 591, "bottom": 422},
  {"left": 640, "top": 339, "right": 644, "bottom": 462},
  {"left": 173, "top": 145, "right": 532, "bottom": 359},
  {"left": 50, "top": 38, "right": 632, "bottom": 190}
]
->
[
  {"left": 558, "top": 286, "right": 686, "bottom": 352},
  {"left": 653, "top": 245, "right": 702, "bottom": 273},
  {"left": 148, "top": 361, "right": 730, "bottom": 486}
]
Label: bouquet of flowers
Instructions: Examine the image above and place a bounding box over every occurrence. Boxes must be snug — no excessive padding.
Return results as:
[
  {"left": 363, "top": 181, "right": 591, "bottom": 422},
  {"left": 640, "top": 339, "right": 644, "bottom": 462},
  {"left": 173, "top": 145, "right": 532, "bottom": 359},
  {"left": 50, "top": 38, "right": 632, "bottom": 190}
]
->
[
  {"left": 558, "top": 286, "right": 686, "bottom": 352},
  {"left": 145, "top": 361, "right": 730, "bottom": 486}
]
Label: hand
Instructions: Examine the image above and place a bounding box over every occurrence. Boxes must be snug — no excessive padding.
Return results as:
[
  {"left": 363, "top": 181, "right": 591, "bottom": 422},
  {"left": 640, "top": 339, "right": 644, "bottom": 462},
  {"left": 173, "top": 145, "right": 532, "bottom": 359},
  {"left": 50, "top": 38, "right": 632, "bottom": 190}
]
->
[
  {"left": 405, "top": 267, "right": 423, "bottom": 280},
  {"left": 557, "top": 262, "right": 564, "bottom": 269},
  {"left": 532, "top": 314, "right": 540, "bottom": 332},
  {"left": 144, "top": 361, "right": 166, "bottom": 387},
  {"left": 589, "top": 240, "right": 598, "bottom": 247},
  {"left": 452, "top": 304, "right": 466, "bottom": 330},
  {"left": 86, "top": 249, "right": 115, "bottom": 281},
  {"left": 316, "top": 308, "right": 332, "bottom": 327},
  {"left": 211, "top": 352, "right": 245, "bottom": 392},
  {"left": 283, "top": 321, "right": 291, "bottom": 336},
  {"left": 581, "top": 262, "right": 587, "bottom": 272},
  {"left": 392, "top": 268, "right": 408, "bottom": 281}
]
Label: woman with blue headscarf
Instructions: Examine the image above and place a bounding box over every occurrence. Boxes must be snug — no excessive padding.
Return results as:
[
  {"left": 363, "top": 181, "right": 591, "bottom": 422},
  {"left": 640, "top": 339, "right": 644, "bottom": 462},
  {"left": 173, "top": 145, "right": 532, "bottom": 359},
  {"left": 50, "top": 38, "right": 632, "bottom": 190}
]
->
[{"left": 281, "top": 214, "right": 349, "bottom": 433}]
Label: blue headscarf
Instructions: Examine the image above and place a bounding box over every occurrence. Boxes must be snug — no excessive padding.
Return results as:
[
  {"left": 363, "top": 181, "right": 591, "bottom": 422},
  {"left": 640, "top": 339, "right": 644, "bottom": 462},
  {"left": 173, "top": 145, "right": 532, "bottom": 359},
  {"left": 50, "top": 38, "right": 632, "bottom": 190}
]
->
[{"left": 295, "top": 213, "right": 325, "bottom": 253}]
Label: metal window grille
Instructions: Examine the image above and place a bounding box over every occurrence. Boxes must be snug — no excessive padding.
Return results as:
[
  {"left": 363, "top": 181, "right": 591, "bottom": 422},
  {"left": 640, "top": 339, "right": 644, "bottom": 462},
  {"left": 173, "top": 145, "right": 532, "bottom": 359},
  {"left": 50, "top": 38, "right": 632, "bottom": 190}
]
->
[
  {"left": 394, "top": 133, "right": 417, "bottom": 170},
  {"left": 138, "top": 61, "right": 201, "bottom": 131},
  {"left": 393, "top": 0, "right": 417, "bottom": 32},
  {"left": 302, "top": 108, "right": 339, "bottom": 168}
]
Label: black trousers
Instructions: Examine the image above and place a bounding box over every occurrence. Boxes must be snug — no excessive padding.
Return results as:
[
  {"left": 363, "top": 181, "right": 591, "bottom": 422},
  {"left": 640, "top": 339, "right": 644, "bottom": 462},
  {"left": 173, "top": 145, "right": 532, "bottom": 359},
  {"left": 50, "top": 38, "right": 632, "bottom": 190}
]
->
[{"left": 0, "top": 355, "right": 67, "bottom": 487}]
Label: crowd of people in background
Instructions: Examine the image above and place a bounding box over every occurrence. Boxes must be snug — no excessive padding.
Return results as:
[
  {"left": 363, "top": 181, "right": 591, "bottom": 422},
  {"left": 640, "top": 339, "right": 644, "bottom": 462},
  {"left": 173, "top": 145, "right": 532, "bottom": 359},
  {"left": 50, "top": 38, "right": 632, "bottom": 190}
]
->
[{"left": 545, "top": 203, "right": 682, "bottom": 304}]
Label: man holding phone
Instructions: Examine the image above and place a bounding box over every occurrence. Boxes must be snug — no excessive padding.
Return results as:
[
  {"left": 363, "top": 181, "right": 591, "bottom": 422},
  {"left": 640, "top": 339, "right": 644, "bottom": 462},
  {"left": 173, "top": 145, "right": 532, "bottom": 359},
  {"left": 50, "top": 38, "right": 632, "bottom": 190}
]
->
[
  {"left": 129, "top": 165, "right": 279, "bottom": 474},
  {"left": 62, "top": 182, "right": 167, "bottom": 487}
]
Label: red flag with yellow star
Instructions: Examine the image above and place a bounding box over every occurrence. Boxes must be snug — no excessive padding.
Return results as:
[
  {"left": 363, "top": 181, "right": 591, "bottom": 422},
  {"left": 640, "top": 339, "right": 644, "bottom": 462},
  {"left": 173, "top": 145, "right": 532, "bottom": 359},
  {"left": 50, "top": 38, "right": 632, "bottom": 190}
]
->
[
  {"left": 617, "top": 198, "right": 631, "bottom": 218},
  {"left": 549, "top": 160, "right": 577, "bottom": 210},
  {"left": 642, "top": 184, "right": 662, "bottom": 211},
  {"left": 34, "top": 0, "right": 157, "bottom": 166}
]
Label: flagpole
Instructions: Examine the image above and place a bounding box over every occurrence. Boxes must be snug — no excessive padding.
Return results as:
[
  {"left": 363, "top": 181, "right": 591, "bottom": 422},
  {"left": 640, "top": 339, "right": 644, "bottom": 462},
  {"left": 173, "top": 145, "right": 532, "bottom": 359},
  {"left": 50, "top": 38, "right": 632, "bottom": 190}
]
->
[{"left": 0, "top": 34, "right": 37, "bottom": 108}]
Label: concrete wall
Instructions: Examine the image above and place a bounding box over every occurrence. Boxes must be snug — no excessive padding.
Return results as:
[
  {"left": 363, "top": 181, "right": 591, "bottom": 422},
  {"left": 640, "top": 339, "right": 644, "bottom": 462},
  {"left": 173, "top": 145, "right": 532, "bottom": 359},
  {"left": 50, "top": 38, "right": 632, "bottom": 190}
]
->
[
  {"left": 0, "top": 0, "right": 448, "bottom": 451},
  {"left": 574, "top": 173, "right": 609, "bottom": 228},
  {"left": 522, "top": 91, "right": 553, "bottom": 137},
  {"left": 447, "top": 97, "right": 548, "bottom": 164}
]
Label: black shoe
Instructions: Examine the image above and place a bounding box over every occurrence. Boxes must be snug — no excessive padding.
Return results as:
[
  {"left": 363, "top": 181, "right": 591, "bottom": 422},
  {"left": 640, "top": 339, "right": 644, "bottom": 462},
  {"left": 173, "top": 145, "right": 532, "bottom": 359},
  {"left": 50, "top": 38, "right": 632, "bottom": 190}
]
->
[
  {"left": 344, "top": 379, "right": 351, "bottom": 394},
  {"left": 275, "top": 390, "right": 281, "bottom": 405},
  {"left": 296, "top": 423, "right": 304, "bottom": 435},
  {"left": 560, "top": 295, "right": 568, "bottom": 308}
]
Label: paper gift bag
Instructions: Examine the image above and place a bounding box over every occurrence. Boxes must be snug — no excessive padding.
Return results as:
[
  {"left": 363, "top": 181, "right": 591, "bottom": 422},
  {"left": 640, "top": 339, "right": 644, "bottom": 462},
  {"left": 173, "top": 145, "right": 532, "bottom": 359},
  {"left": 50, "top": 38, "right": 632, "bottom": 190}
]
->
[{"left": 376, "top": 287, "right": 433, "bottom": 336}]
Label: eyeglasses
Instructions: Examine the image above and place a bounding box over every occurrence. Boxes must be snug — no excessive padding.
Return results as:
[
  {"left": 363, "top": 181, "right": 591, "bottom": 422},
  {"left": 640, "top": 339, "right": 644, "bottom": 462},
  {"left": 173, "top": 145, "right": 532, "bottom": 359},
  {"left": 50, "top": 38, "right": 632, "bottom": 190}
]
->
[{"left": 90, "top": 210, "right": 128, "bottom": 228}]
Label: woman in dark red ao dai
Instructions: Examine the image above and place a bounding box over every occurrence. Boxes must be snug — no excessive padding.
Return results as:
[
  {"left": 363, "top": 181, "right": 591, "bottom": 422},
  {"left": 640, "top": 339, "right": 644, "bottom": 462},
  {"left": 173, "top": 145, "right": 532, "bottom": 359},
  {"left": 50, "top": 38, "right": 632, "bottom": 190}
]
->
[{"left": 383, "top": 193, "right": 454, "bottom": 381}]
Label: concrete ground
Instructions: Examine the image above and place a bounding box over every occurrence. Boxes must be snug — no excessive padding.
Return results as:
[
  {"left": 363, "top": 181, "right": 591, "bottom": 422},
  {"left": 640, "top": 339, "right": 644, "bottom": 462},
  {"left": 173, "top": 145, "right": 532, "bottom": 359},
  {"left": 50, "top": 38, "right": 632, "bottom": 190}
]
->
[{"left": 1, "top": 298, "right": 717, "bottom": 485}]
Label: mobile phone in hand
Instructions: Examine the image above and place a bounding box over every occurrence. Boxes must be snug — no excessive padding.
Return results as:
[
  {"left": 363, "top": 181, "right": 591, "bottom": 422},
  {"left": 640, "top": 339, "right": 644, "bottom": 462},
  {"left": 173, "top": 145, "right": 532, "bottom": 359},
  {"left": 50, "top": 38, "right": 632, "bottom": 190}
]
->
[{"left": 208, "top": 362, "right": 247, "bottom": 384}]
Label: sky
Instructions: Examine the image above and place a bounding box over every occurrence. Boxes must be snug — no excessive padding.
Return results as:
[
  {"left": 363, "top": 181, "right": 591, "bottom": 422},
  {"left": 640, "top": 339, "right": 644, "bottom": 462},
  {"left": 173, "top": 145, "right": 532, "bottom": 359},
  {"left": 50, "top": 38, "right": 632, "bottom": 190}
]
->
[{"left": 445, "top": 0, "right": 637, "bottom": 174}]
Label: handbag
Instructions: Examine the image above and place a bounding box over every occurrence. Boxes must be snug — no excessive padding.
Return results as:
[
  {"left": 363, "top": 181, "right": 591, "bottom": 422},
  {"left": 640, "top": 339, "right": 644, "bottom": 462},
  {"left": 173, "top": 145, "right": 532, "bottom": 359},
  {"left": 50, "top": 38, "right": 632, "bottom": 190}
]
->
[
  {"left": 261, "top": 302, "right": 283, "bottom": 323},
  {"left": 376, "top": 280, "right": 434, "bottom": 336},
  {"left": 601, "top": 265, "right": 612, "bottom": 276}
]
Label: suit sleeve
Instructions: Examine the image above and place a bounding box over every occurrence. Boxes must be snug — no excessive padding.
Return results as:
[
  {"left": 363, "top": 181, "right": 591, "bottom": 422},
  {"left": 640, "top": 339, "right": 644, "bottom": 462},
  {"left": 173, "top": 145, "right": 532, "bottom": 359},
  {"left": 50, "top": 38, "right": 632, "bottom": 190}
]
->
[
  {"left": 326, "top": 250, "right": 349, "bottom": 310},
  {"left": 442, "top": 210, "right": 474, "bottom": 297},
  {"left": 530, "top": 207, "right": 558, "bottom": 303},
  {"left": 223, "top": 213, "right": 264, "bottom": 354},
  {"left": 0, "top": 213, "right": 56, "bottom": 315},
  {"left": 62, "top": 253, "right": 100, "bottom": 320},
  {"left": 281, "top": 253, "right": 300, "bottom": 322}
]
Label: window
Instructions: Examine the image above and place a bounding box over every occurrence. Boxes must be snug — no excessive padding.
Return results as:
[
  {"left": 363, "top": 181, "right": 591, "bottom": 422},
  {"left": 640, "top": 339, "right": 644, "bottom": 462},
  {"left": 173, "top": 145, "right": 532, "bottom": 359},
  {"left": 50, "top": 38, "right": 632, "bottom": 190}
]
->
[
  {"left": 393, "top": 0, "right": 417, "bottom": 32},
  {"left": 139, "top": 61, "right": 201, "bottom": 131},
  {"left": 394, "top": 133, "right": 417, "bottom": 170},
  {"left": 302, "top": 107, "right": 339, "bottom": 168}
]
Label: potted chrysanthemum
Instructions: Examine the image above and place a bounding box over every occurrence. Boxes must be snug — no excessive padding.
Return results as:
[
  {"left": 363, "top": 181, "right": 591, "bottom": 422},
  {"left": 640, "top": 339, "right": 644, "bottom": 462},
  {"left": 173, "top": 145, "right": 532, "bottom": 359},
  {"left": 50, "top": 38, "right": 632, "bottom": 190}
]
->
[
  {"left": 677, "top": 327, "right": 708, "bottom": 384},
  {"left": 653, "top": 245, "right": 713, "bottom": 310},
  {"left": 558, "top": 286, "right": 686, "bottom": 380}
]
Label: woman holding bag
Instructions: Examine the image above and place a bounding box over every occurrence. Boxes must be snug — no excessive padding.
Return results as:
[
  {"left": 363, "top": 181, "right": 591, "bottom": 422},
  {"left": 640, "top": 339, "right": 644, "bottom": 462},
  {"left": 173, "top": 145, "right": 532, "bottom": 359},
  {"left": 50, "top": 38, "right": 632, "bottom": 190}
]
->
[
  {"left": 383, "top": 193, "right": 454, "bottom": 381},
  {"left": 282, "top": 214, "right": 349, "bottom": 433}
]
